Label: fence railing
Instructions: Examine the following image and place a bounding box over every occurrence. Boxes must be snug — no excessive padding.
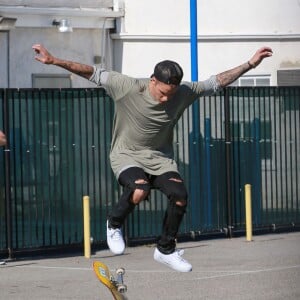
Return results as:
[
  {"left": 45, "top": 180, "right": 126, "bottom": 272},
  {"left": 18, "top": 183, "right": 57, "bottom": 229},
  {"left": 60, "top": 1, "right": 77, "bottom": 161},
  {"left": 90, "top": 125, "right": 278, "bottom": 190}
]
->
[{"left": 0, "top": 87, "right": 299, "bottom": 257}]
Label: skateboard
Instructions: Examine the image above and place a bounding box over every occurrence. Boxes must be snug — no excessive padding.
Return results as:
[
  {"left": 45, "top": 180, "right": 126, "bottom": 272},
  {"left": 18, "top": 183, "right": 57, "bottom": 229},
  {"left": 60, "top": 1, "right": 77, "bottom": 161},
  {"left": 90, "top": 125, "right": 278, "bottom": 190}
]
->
[{"left": 93, "top": 261, "right": 127, "bottom": 300}]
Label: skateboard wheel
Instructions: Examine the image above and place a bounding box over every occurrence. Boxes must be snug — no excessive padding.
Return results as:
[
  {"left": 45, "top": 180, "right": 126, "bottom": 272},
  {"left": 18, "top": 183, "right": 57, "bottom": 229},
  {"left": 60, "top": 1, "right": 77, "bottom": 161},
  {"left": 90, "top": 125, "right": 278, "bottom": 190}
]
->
[
  {"left": 117, "top": 284, "right": 127, "bottom": 293},
  {"left": 116, "top": 267, "right": 125, "bottom": 275}
]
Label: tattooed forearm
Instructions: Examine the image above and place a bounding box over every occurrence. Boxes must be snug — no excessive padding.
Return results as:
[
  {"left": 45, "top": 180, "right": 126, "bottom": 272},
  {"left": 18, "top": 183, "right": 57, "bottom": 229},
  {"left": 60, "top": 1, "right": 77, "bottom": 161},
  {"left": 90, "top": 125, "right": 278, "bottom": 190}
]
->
[
  {"left": 216, "top": 62, "right": 252, "bottom": 87},
  {"left": 54, "top": 59, "right": 94, "bottom": 79}
]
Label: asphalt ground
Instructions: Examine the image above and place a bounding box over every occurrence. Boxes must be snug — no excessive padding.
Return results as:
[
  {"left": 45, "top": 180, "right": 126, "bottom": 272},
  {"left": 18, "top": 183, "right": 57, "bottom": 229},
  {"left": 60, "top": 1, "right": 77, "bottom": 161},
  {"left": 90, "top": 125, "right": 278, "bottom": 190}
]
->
[{"left": 0, "top": 232, "right": 299, "bottom": 300}]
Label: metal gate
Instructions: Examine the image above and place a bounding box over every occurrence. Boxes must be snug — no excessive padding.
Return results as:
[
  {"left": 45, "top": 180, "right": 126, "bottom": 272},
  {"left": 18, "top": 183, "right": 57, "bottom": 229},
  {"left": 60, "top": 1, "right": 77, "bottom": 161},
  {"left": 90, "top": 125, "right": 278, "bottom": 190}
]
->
[{"left": 0, "top": 87, "right": 299, "bottom": 257}]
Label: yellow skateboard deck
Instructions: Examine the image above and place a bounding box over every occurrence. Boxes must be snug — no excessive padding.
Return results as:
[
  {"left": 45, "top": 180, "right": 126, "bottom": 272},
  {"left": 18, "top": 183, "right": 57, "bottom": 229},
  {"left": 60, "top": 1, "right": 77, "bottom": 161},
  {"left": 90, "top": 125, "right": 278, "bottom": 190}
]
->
[{"left": 93, "top": 261, "right": 127, "bottom": 300}]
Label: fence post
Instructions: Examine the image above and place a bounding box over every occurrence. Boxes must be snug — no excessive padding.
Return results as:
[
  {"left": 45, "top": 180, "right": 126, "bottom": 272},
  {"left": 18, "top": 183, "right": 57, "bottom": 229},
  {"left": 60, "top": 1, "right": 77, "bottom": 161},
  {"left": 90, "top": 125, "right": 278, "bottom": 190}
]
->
[
  {"left": 224, "top": 88, "right": 233, "bottom": 237},
  {"left": 204, "top": 118, "right": 212, "bottom": 227},
  {"left": 4, "top": 89, "right": 13, "bottom": 260}
]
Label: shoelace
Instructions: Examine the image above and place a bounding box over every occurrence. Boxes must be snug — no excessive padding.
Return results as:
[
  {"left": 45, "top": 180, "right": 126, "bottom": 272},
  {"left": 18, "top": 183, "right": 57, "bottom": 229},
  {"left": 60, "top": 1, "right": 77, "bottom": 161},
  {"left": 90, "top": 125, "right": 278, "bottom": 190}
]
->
[
  {"left": 175, "top": 249, "right": 187, "bottom": 262},
  {"left": 110, "top": 228, "right": 122, "bottom": 241},
  {"left": 177, "top": 249, "right": 184, "bottom": 256}
]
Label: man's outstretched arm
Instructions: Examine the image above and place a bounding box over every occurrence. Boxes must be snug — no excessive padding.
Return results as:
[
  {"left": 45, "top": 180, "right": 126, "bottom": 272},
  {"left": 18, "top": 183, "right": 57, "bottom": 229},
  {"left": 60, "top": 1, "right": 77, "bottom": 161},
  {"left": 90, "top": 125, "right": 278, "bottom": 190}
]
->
[
  {"left": 32, "top": 44, "right": 94, "bottom": 79},
  {"left": 216, "top": 46, "right": 273, "bottom": 87}
]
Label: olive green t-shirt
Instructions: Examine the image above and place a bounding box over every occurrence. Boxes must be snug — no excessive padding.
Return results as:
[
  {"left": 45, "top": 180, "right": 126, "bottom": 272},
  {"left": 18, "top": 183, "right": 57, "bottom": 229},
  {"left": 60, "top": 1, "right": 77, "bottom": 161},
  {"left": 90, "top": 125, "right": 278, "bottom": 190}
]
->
[{"left": 89, "top": 67, "right": 221, "bottom": 178}]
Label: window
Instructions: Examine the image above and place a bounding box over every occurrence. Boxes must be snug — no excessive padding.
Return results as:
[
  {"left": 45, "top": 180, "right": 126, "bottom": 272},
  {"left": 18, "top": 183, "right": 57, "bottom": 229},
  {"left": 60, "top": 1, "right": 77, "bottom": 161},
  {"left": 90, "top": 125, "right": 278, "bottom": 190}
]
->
[
  {"left": 231, "top": 75, "right": 271, "bottom": 87},
  {"left": 32, "top": 74, "right": 72, "bottom": 88}
]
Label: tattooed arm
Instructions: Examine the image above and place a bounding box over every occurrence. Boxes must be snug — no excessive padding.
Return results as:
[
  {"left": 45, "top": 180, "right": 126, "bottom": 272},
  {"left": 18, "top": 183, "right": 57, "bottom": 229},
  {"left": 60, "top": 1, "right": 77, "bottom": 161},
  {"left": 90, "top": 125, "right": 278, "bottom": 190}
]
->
[
  {"left": 32, "top": 44, "right": 94, "bottom": 79},
  {"left": 216, "top": 47, "right": 273, "bottom": 87}
]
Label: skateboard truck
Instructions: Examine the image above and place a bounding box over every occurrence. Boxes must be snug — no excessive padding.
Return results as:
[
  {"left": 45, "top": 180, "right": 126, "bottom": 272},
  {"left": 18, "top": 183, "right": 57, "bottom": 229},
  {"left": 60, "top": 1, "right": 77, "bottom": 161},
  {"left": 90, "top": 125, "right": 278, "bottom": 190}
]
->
[{"left": 115, "top": 268, "right": 127, "bottom": 293}]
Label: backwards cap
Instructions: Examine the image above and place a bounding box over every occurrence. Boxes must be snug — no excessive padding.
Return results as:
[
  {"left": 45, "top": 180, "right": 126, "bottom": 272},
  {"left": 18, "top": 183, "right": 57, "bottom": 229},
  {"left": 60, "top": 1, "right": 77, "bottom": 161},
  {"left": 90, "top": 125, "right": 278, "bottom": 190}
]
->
[{"left": 152, "top": 60, "right": 183, "bottom": 86}]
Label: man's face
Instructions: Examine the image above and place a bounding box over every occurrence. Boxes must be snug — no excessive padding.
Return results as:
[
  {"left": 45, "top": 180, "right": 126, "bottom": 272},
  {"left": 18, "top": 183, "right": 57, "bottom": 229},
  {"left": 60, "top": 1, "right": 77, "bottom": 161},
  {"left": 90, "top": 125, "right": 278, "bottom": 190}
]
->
[{"left": 149, "top": 77, "right": 178, "bottom": 103}]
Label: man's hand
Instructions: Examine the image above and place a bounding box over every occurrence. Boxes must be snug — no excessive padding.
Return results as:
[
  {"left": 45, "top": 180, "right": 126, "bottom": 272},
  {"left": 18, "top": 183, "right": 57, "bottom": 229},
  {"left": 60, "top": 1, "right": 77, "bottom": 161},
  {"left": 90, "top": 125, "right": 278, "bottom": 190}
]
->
[
  {"left": 217, "top": 46, "right": 273, "bottom": 87},
  {"left": 248, "top": 46, "right": 273, "bottom": 68},
  {"left": 32, "top": 44, "right": 55, "bottom": 65},
  {"left": 0, "top": 130, "right": 7, "bottom": 146}
]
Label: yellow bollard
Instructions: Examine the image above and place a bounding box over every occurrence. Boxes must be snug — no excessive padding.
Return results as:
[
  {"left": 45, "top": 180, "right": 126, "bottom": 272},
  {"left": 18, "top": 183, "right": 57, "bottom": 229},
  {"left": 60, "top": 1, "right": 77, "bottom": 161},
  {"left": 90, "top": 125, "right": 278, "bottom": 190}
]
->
[
  {"left": 83, "top": 195, "right": 91, "bottom": 258},
  {"left": 245, "top": 184, "right": 253, "bottom": 241}
]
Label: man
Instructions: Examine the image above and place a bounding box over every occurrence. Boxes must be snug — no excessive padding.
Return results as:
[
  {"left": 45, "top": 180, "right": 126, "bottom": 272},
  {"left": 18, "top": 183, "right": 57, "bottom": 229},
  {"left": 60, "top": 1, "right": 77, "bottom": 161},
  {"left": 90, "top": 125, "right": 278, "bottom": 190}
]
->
[
  {"left": 0, "top": 131, "right": 6, "bottom": 147},
  {"left": 32, "top": 44, "right": 272, "bottom": 272}
]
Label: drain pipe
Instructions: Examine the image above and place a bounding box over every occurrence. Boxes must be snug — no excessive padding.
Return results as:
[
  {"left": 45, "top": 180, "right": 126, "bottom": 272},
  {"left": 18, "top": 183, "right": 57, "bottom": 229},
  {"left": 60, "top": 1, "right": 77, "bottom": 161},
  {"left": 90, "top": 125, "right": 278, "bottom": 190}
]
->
[{"left": 100, "top": 18, "right": 107, "bottom": 68}]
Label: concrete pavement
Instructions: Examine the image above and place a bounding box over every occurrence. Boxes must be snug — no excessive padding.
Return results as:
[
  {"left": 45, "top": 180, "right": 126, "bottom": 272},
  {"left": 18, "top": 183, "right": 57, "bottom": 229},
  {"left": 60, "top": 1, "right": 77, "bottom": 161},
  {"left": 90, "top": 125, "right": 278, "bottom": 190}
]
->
[{"left": 1, "top": 232, "right": 300, "bottom": 300}]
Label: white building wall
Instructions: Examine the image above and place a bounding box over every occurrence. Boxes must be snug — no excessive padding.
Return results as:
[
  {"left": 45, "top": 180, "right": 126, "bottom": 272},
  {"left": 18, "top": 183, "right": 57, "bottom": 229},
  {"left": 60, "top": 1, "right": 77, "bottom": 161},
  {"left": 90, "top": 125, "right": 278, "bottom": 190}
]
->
[
  {"left": 112, "top": 0, "right": 300, "bottom": 85},
  {"left": 120, "top": 0, "right": 300, "bottom": 35}
]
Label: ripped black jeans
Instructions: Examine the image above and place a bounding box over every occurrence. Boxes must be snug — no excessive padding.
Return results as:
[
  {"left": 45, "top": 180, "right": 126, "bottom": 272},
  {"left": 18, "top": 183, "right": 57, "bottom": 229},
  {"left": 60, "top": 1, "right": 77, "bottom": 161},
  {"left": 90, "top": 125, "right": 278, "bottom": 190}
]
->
[{"left": 108, "top": 167, "right": 188, "bottom": 254}]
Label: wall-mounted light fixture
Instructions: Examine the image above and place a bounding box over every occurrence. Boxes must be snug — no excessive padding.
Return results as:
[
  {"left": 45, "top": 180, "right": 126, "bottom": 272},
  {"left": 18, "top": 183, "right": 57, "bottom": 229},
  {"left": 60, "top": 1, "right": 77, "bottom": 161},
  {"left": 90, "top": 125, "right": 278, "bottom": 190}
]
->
[
  {"left": 0, "top": 16, "right": 17, "bottom": 29},
  {"left": 52, "top": 19, "right": 73, "bottom": 33}
]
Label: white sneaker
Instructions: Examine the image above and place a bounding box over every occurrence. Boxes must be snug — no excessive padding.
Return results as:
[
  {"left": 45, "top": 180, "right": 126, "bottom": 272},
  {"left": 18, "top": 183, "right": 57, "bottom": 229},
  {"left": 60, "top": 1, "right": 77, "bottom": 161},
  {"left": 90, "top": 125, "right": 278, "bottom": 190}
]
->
[
  {"left": 106, "top": 221, "right": 125, "bottom": 255},
  {"left": 154, "top": 248, "right": 192, "bottom": 272}
]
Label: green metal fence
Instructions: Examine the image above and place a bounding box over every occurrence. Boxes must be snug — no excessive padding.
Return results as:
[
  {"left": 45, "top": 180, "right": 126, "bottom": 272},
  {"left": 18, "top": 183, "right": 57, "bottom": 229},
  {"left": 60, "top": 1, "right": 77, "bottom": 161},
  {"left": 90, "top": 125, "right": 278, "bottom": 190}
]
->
[{"left": 0, "top": 87, "right": 299, "bottom": 257}]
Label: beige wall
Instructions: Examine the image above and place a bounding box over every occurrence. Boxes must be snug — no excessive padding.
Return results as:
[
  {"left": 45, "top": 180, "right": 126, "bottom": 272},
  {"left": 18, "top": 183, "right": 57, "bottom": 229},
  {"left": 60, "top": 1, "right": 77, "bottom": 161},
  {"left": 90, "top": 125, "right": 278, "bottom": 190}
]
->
[{"left": 3, "top": 28, "right": 104, "bottom": 88}]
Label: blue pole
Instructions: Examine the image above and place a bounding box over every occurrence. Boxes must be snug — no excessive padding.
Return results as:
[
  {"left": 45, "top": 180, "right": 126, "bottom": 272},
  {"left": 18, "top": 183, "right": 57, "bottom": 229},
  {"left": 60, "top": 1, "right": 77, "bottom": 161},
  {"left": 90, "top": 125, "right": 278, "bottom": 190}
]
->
[
  {"left": 189, "top": 0, "right": 200, "bottom": 229},
  {"left": 190, "top": 0, "right": 198, "bottom": 81}
]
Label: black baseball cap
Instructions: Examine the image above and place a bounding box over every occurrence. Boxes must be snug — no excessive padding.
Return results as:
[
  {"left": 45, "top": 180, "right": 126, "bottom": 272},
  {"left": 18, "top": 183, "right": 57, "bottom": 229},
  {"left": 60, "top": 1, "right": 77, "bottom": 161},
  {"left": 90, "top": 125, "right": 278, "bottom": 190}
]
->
[{"left": 152, "top": 60, "right": 183, "bottom": 86}]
